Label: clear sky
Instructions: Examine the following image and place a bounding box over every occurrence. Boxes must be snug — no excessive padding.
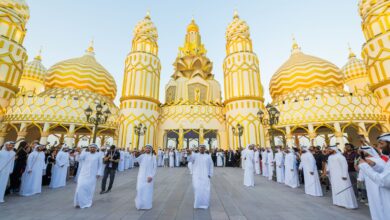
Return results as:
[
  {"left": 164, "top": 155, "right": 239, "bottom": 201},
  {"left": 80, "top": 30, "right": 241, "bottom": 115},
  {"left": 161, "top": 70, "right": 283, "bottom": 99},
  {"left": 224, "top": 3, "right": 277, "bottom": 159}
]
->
[{"left": 24, "top": 0, "right": 364, "bottom": 104}]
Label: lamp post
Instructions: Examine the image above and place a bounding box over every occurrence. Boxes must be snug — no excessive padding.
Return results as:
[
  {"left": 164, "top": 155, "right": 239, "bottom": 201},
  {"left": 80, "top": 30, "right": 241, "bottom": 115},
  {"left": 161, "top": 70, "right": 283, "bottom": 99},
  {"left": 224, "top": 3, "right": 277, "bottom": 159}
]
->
[
  {"left": 257, "top": 103, "right": 280, "bottom": 148},
  {"left": 232, "top": 123, "right": 244, "bottom": 149},
  {"left": 134, "top": 123, "right": 147, "bottom": 150},
  {"left": 84, "top": 103, "right": 111, "bottom": 144}
]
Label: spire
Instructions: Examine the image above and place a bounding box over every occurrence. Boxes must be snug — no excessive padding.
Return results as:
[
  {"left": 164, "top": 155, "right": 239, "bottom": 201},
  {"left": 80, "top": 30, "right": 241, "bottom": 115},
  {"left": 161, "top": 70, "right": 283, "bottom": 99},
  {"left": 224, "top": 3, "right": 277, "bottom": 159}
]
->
[
  {"left": 233, "top": 9, "right": 239, "bottom": 19},
  {"left": 348, "top": 44, "right": 356, "bottom": 59},
  {"left": 291, "top": 35, "right": 301, "bottom": 54},
  {"left": 187, "top": 16, "right": 199, "bottom": 32},
  {"left": 34, "top": 47, "right": 42, "bottom": 61},
  {"left": 86, "top": 39, "right": 95, "bottom": 55},
  {"left": 145, "top": 10, "right": 151, "bottom": 19}
]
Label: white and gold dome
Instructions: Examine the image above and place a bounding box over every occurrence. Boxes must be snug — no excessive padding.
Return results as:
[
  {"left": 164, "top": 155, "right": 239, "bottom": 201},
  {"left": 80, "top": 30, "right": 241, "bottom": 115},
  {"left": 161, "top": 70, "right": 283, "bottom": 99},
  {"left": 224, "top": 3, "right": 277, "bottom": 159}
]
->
[
  {"left": 131, "top": 12, "right": 158, "bottom": 55},
  {"left": 270, "top": 39, "right": 343, "bottom": 99},
  {"left": 271, "top": 39, "right": 385, "bottom": 126},
  {"left": 19, "top": 50, "right": 47, "bottom": 93},
  {"left": 341, "top": 47, "right": 369, "bottom": 93},
  {"left": 45, "top": 42, "right": 117, "bottom": 100},
  {"left": 226, "top": 11, "right": 250, "bottom": 42}
]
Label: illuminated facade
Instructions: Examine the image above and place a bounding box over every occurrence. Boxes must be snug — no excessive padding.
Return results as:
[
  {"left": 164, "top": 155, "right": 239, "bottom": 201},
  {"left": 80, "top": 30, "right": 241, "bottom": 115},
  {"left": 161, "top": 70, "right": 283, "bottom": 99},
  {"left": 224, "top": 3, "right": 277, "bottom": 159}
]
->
[{"left": 0, "top": 1, "right": 389, "bottom": 150}]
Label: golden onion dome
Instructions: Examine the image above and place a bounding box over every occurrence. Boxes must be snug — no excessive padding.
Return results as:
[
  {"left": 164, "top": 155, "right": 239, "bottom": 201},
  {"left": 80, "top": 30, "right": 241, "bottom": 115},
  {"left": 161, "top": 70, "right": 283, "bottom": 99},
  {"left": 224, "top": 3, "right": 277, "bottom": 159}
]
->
[
  {"left": 341, "top": 47, "right": 367, "bottom": 82},
  {"left": 0, "top": 0, "right": 30, "bottom": 22},
  {"left": 226, "top": 10, "right": 250, "bottom": 41},
  {"left": 21, "top": 50, "right": 47, "bottom": 83},
  {"left": 133, "top": 11, "right": 158, "bottom": 42},
  {"left": 269, "top": 38, "right": 343, "bottom": 99},
  {"left": 45, "top": 42, "right": 117, "bottom": 100},
  {"left": 187, "top": 17, "right": 199, "bottom": 32}
]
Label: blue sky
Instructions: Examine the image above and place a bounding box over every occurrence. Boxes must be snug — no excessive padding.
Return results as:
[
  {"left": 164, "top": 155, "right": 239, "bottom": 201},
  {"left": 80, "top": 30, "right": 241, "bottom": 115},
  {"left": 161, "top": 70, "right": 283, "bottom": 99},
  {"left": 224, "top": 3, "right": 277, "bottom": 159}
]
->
[{"left": 24, "top": 0, "right": 364, "bottom": 104}]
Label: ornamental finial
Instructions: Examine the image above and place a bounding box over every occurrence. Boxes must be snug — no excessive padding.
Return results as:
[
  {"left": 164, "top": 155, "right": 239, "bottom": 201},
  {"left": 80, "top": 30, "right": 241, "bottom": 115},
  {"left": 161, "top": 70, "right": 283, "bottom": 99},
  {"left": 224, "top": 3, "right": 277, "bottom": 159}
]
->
[
  {"left": 35, "top": 46, "right": 43, "bottom": 61},
  {"left": 86, "top": 38, "right": 95, "bottom": 54},
  {"left": 233, "top": 9, "right": 239, "bottom": 19},
  {"left": 348, "top": 44, "right": 356, "bottom": 59},
  {"left": 145, "top": 10, "right": 151, "bottom": 19},
  {"left": 291, "top": 34, "right": 301, "bottom": 54}
]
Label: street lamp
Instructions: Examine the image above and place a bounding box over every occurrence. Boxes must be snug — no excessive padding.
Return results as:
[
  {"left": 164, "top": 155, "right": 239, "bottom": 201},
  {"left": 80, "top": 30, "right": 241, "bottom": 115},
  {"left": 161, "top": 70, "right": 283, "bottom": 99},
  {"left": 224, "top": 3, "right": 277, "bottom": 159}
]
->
[
  {"left": 134, "top": 123, "right": 147, "bottom": 150},
  {"left": 84, "top": 103, "right": 111, "bottom": 144},
  {"left": 257, "top": 103, "right": 280, "bottom": 148},
  {"left": 232, "top": 123, "right": 244, "bottom": 149}
]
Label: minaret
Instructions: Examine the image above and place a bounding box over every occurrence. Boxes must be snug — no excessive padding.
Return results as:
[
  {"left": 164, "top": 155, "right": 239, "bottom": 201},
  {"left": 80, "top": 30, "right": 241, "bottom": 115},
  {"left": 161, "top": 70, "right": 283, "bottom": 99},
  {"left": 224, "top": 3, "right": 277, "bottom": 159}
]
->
[
  {"left": 0, "top": 0, "right": 30, "bottom": 115},
  {"left": 223, "top": 11, "right": 266, "bottom": 149},
  {"left": 359, "top": 0, "right": 390, "bottom": 115},
  {"left": 119, "top": 12, "right": 161, "bottom": 150}
]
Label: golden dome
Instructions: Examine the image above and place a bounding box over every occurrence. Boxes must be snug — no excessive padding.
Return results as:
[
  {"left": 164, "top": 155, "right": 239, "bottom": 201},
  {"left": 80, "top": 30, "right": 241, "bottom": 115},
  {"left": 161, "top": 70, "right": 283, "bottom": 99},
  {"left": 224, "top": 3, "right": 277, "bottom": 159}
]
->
[
  {"left": 341, "top": 47, "right": 367, "bottom": 82},
  {"left": 21, "top": 50, "right": 47, "bottom": 83},
  {"left": 187, "top": 18, "right": 199, "bottom": 32},
  {"left": 133, "top": 12, "right": 158, "bottom": 42},
  {"left": 0, "top": 0, "right": 30, "bottom": 22},
  {"left": 270, "top": 39, "right": 343, "bottom": 99},
  {"left": 226, "top": 10, "right": 250, "bottom": 41},
  {"left": 45, "top": 42, "right": 117, "bottom": 100}
]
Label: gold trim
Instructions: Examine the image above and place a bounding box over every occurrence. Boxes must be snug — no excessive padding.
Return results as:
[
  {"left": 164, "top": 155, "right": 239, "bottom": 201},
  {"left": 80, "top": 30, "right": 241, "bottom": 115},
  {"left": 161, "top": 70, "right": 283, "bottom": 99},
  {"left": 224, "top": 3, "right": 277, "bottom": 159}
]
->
[
  {"left": 120, "top": 95, "right": 160, "bottom": 105},
  {"left": 369, "top": 78, "right": 390, "bottom": 91},
  {"left": 0, "top": 81, "right": 19, "bottom": 93},
  {"left": 224, "top": 96, "right": 264, "bottom": 105}
]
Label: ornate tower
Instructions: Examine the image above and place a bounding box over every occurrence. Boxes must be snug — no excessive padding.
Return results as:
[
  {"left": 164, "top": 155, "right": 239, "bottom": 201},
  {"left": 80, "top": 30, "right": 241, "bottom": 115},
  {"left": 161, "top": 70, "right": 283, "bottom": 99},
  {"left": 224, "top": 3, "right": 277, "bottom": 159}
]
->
[
  {"left": 223, "top": 11, "right": 266, "bottom": 149},
  {"left": 119, "top": 13, "right": 161, "bottom": 150},
  {"left": 0, "top": 0, "right": 29, "bottom": 116},
  {"left": 359, "top": 0, "right": 390, "bottom": 114}
]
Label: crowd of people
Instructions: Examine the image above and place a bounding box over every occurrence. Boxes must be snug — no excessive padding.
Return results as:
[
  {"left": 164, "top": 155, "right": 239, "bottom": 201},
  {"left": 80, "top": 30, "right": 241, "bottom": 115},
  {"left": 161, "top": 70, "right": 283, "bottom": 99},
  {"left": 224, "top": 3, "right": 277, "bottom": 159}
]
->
[
  {"left": 240, "top": 134, "right": 390, "bottom": 220},
  {"left": 1, "top": 133, "right": 389, "bottom": 220}
]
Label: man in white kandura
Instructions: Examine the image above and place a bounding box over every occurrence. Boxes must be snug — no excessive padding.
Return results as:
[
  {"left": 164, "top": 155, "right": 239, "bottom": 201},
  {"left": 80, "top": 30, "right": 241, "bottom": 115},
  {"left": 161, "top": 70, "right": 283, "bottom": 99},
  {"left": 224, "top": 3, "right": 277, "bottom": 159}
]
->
[
  {"left": 243, "top": 144, "right": 255, "bottom": 187},
  {"left": 284, "top": 147, "right": 299, "bottom": 188},
  {"left": 157, "top": 148, "right": 163, "bottom": 167},
  {"left": 124, "top": 148, "right": 130, "bottom": 170},
  {"left": 74, "top": 143, "right": 102, "bottom": 209},
  {"left": 0, "top": 141, "right": 15, "bottom": 203},
  {"left": 50, "top": 145, "right": 70, "bottom": 189},
  {"left": 267, "top": 147, "right": 274, "bottom": 181},
  {"left": 118, "top": 148, "right": 125, "bottom": 172},
  {"left": 189, "top": 144, "right": 214, "bottom": 209},
  {"left": 254, "top": 148, "right": 261, "bottom": 175},
  {"left": 261, "top": 148, "right": 268, "bottom": 177},
  {"left": 274, "top": 146, "right": 284, "bottom": 183},
  {"left": 358, "top": 133, "right": 390, "bottom": 220},
  {"left": 326, "top": 146, "right": 358, "bottom": 209},
  {"left": 20, "top": 144, "right": 46, "bottom": 196},
  {"left": 298, "top": 146, "right": 323, "bottom": 197},
  {"left": 169, "top": 149, "right": 175, "bottom": 168},
  {"left": 134, "top": 144, "right": 157, "bottom": 210},
  {"left": 357, "top": 145, "right": 386, "bottom": 220}
]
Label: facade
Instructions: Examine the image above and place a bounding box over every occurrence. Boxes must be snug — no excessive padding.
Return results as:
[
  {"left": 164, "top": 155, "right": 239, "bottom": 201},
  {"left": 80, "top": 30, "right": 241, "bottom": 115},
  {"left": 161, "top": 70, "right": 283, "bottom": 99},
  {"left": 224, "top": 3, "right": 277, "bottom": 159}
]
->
[{"left": 0, "top": 1, "right": 389, "bottom": 150}]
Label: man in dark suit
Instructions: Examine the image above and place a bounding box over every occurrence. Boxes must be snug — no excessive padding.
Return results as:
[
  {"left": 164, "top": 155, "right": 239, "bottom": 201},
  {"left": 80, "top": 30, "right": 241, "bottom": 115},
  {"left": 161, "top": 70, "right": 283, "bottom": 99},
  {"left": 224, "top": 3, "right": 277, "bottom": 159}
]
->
[
  {"left": 227, "top": 150, "right": 234, "bottom": 167},
  {"left": 100, "top": 145, "right": 120, "bottom": 194}
]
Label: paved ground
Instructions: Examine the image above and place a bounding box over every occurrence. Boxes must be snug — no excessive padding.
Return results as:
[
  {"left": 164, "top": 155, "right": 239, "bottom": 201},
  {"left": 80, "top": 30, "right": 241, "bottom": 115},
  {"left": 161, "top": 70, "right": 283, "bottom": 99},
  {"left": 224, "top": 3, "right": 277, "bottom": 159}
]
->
[{"left": 0, "top": 167, "right": 371, "bottom": 220}]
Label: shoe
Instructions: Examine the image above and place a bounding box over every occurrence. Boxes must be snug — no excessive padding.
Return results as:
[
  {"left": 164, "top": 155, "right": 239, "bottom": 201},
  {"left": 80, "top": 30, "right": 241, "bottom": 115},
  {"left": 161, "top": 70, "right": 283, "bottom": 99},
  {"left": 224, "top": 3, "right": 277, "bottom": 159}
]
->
[
  {"left": 100, "top": 191, "right": 105, "bottom": 194},
  {"left": 105, "top": 190, "right": 111, "bottom": 193}
]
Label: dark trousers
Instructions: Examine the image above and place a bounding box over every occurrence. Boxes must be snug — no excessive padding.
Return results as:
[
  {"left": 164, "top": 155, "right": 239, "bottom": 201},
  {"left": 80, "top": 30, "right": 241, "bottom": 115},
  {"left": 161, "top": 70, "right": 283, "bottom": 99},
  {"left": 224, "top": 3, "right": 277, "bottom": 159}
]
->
[{"left": 101, "top": 167, "right": 116, "bottom": 191}]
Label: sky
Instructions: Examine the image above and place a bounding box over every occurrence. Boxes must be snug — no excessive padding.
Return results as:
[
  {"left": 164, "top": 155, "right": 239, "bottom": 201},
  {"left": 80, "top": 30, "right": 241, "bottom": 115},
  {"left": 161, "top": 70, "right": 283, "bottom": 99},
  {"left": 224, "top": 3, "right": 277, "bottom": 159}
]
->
[{"left": 24, "top": 0, "right": 365, "bottom": 104}]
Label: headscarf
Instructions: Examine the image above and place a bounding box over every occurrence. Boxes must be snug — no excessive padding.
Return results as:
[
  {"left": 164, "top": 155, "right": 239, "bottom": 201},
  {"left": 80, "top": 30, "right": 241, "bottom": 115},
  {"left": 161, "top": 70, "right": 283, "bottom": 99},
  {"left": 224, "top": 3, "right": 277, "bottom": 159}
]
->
[
  {"left": 377, "top": 133, "right": 390, "bottom": 142},
  {"left": 145, "top": 144, "right": 153, "bottom": 150},
  {"left": 301, "top": 145, "right": 309, "bottom": 151},
  {"left": 361, "top": 146, "right": 380, "bottom": 158},
  {"left": 89, "top": 143, "right": 98, "bottom": 149}
]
